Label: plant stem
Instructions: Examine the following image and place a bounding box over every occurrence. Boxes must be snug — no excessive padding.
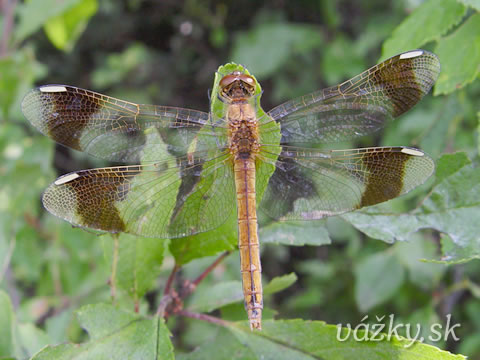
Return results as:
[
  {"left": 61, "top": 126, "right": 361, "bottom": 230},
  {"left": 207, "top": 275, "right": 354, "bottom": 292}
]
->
[
  {"left": 0, "top": 0, "right": 17, "bottom": 56},
  {"left": 164, "top": 263, "right": 179, "bottom": 297},
  {"left": 192, "top": 251, "right": 230, "bottom": 287},
  {"left": 156, "top": 294, "right": 173, "bottom": 317},
  {"left": 180, "top": 251, "right": 230, "bottom": 300},
  {"left": 178, "top": 309, "right": 229, "bottom": 327},
  {"left": 156, "top": 264, "right": 180, "bottom": 316}
]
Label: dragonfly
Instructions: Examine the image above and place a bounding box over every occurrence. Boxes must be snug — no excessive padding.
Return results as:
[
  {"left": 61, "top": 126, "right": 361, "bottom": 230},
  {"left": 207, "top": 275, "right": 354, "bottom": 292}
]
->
[{"left": 22, "top": 49, "right": 440, "bottom": 330}]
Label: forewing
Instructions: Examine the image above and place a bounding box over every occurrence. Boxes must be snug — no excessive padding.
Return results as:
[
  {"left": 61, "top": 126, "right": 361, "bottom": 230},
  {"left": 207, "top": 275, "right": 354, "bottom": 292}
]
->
[
  {"left": 42, "top": 151, "right": 236, "bottom": 238},
  {"left": 259, "top": 146, "right": 434, "bottom": 220},
  {"left": 263, "top": 50, "right": 440, "bottom": 144},
  {"left": 22, "top": 85, "right": 226, "bottom": 162}
]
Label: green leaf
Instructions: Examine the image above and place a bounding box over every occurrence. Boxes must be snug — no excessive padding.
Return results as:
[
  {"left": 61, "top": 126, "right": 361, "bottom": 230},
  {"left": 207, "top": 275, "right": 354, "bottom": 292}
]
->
[
  {"left": 38, "top": 218, "right": 108, "bottom": 298},
  {"left": 231, "top": 23, "right": 322, "bottom": 78},
  {"left": 434, "top": 13, "right": 480, "bottom": 95},
  {"left": 263, "top": 273, "right": 297, "bottom": 295},
  {"left": 44, "top": 0, "right": 98, "bottom": 51},
  {"left": 354, "top": 250, "right": 405, "bottom": 312},
  {"left": 180, "top": 319, "right": 466, "bottom": 359},
  {"left": 11, "top": 226, "right": 45, "bottom": 284},
  {"left": 259, "top": 221, "right": 331, "bottom": 246},
  {"left": 402, "top": 306, "right": 443, "bottom": 347},
  {"left": 219, "top": 303, "right": 280, "bottom": 323},
  {"left": 0, "top": 123, "right": 54, "bottom": 264},
  {"left": 169, "top": 212, "right": 238, "bottom": 265},
  {"left": 321, "top": 35, "right": 366, "bottom": 85},
  {"left": 177, "top": 327, "right": 253, "bottom": 360},
  {"left": 188, "top": 281, "right": 243, "bottom": 313},
  {"left": 436, "top": 234, "right": 480, "bottom": 264},
  {"left": 434, "top": 152, "right": 471, "bottom": 184},
  {"left": 0, "top": 291, "right": 51, "bottom": 358},
  {"left": 32, "top": 304, "right": 174, "bottom": 360},
  {"left": 103, "top": 233, "right": 166, "bottom": 300},
  {"left": 457, "top": 0, "right": 480, "bottom": 11},
  {"left": 45, "top": 309, "right": 75, "bottom": 344},
  {"left": 394, "top": 236, "right": 446, "bottom": 289},
  {"left": 478, "top": 112, "right": 480, "bottom": 156},
  {"left": 0, "top": 291, "right": 15, "bottom": 358},
  {"left": 342, "top": 210, "right": 415, "bottom": 245},
  {"left": 418, "top": 96, "right": 463, "bottom": 159},
  {"left": 418, "top": 160, "right": 480, "bottom": 261},
  {"left": 381, "top": 0, "right": 466, "bottom": 59},
  {"left": 344, "top": 153, "right": 480, "bottom": 263},
  {"left": 17, "top": 323, "right": 51, "bottom": 357},
  {"left": 92, "top": 43, "right": 150, "bottom": 88},
  {"left": 459, "top": 331, "right": 480, "bottom": 358},
  {"left": 188, "top": 273, "right": 296, "bottom": 313},
  {"left": 0, "top": 49, "right": 46, "bottom": 119},
  {"left": 15, "top": 0, "right": 82, "bottom": 43}
]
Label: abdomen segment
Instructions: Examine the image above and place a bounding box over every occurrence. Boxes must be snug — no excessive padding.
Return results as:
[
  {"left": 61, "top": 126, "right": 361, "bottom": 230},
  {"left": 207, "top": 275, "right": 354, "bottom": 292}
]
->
[{"left": 234, "top": 157, "right": 263, "bottom": 330}]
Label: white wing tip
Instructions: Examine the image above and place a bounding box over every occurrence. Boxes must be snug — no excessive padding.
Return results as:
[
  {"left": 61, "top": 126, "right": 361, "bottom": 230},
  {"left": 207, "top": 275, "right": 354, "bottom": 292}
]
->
[
  {"left": 401, "top": 148, "right": 424, "bottom": 157},
  {"left": 54, "top": 173, "right": 80, "bottom": 185},
  {"left": 399, "top": 50, "right": 424, "bottom": 59},
  {"left": 39, "top": 85, "right": 68, "bottom": 93}
]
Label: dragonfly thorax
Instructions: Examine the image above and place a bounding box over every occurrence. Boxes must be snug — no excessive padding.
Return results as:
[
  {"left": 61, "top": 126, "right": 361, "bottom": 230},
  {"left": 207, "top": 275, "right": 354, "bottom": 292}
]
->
[{"left": 227, "top": 103, "right": 260, "bottom": 160}]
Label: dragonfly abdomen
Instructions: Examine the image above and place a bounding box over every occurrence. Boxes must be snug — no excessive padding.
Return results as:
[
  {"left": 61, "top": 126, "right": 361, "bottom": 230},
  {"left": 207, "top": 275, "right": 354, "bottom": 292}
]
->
[{"left": 234, "top": 157, "right": 263, "bottom": 330}]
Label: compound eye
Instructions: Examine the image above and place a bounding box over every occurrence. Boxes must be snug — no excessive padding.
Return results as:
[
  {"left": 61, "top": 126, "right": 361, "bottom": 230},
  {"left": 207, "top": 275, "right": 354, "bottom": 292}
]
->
[
  {"left": 219, "top": 74, "right": 237, "bottom": 88},
  {"left": 239, "top": 74, "right": 255, "bottom": 85}
]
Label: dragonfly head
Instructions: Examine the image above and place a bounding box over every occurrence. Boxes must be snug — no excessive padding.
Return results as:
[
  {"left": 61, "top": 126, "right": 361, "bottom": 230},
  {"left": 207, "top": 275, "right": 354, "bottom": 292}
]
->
[{"left": 219, "top": 71, "right": 256, "bottom": 102}]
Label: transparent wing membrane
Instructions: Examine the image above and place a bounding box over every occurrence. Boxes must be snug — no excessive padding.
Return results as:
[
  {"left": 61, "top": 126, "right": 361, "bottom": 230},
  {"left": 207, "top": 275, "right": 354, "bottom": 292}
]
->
[
  {"left": 259, "top": 146, "right": 434, "bottom": 220},
  {"left": 22, "top": 85, "right": 227, "bottom": 163},
  {"left": 42, "top": 151, "right": 236, "bottom": 238},
  {"left": 263, "top": 50, "right": 440, "bottom": 144}
]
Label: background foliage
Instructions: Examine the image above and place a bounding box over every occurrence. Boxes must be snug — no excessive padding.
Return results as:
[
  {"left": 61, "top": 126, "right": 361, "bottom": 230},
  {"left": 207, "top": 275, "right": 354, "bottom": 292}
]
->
[{"left": 1, "top": 0, "right": 479, "bottom": 359}]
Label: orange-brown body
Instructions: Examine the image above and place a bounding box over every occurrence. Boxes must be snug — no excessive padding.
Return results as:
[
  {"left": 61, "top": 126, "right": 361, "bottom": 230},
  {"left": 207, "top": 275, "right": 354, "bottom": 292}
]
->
[
  {"left": 221, "top": 72, "right": 263, "bottom": 329},
  {"left": 229, "top": 103, "right": 262, "bottom": 329}
]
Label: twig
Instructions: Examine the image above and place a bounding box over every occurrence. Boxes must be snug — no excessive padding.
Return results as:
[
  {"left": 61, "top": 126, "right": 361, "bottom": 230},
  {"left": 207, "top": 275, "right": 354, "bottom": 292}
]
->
[
  {"left": 192, "top": 251, "right": 230, "bottom": 288},
  {"left": 163, "top": 263, "right": 179, "bottom": 297},
  {"left": 0, "top": 0, "right": 17, "bottom": 57},
  {"left": 157, "top": 252, "right": 230, "bottom": 319},
  {"left": 178, "top": 309, "right": 229, "bottom": 327},
  {"left": 156, "top": 294, "right": 173, "bottom": 317},
  {"left": 156, "top": 264, "right": 180, "bottom": 317},
  {"left": 180, "top": 251, "right": 230, "bottom": 299}
]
